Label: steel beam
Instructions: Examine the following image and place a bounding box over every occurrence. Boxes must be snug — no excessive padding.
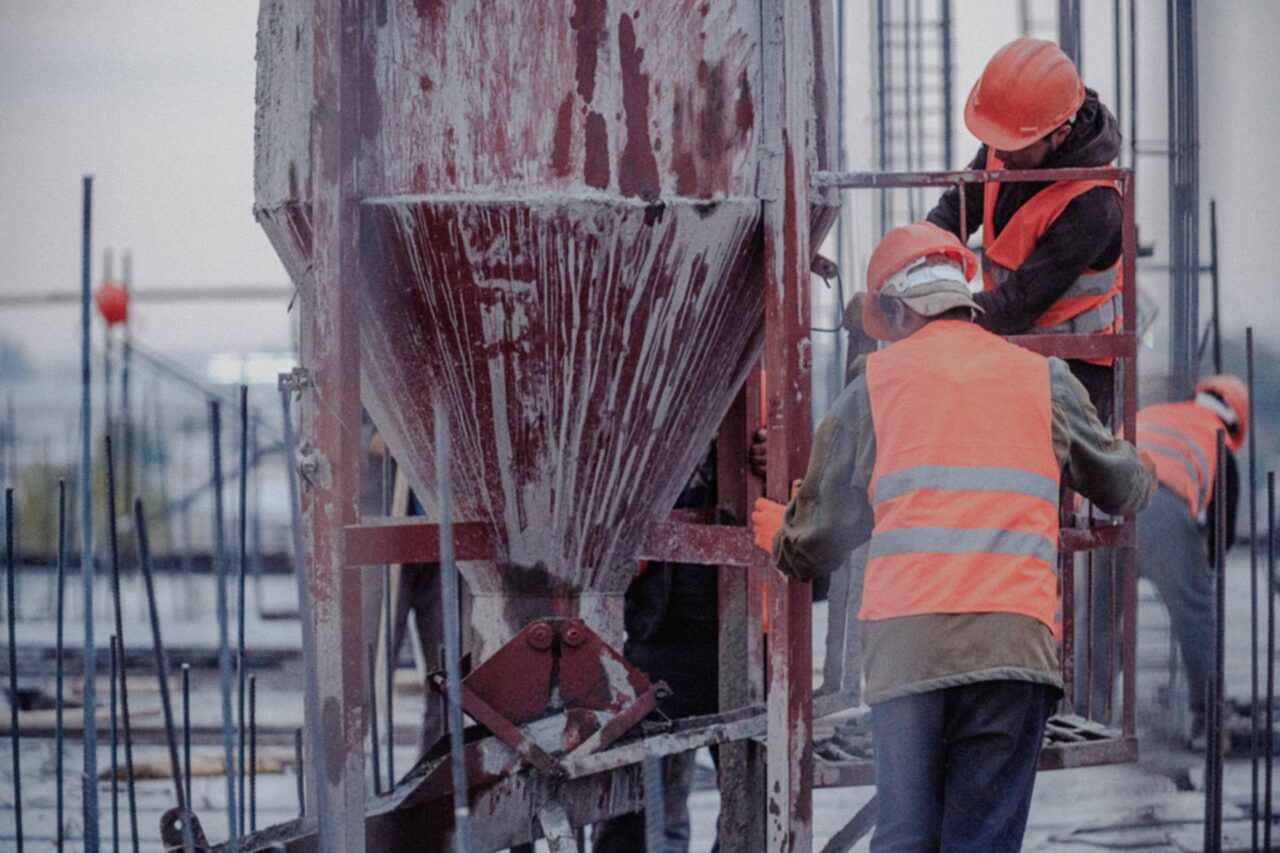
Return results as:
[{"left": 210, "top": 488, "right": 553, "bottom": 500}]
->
[
  {"left": 304, "top": 0, "right": 367, "bottom": 848},
  {"left": 761, "top": 0, "right": 816, "bottom": 847}
]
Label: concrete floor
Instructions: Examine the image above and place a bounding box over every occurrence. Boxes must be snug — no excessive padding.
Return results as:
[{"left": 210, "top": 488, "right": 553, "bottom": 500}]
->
[{"left": 2, "top": 550, "right": 1278, "bottom": 850}]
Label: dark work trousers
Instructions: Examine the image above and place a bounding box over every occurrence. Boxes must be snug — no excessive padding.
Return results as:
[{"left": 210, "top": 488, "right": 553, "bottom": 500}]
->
[
  {"left": 593, "top": 627, "right": 720, "bottom": 853},
  {"left": 868, "top": 680, "right": 1058, "bottom": 852},
  {"left": 1136, "top": 486, "right": 1213, "bottom": 719}
]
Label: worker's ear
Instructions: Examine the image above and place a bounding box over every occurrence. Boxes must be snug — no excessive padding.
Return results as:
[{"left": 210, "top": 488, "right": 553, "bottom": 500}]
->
[{"left": 1050, "top": 122, "right": 1073, "bottom": 149}]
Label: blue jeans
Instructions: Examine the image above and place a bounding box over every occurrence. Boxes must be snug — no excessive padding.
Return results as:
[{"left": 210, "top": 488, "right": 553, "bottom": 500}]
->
[{"left": 869, "top": 680, "right": 1057, "bottom": 852}]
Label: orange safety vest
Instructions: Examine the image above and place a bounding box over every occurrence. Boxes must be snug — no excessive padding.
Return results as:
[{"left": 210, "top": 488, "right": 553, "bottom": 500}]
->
[
  {"left": 1137, "top": 402, "right": 1222, "bottom": 517},
  {"left": 982, "top": 149, "right": 1123, "bottom": 366},
  {"left": 859, "top": 321, "right": 1062, "bottom": 635}
]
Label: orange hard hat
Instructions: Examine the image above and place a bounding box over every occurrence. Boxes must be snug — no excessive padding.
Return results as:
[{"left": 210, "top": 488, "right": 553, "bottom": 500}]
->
[
  {"left": 94, "top": 282, "right": 129, "bottom": 326},
  {"left": 862, "top": 222, "right": 978, "bottom": 341},
  {"left": 964, "top": 37, "right": 1085, "bottom": 153},
  {"left": 1195, "top": 374, "right": 1249, "bottom": 451}
]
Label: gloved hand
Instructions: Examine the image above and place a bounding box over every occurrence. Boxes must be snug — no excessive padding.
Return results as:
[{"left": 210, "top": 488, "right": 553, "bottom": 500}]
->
[
  {"left": 752, "top": 497, "right": 785, "bottom": 554},
  {"left": 1138, "top": 449, "right": 1159, "bottom": 501},
  {"left": 750, "top": 429, "right": 768, "bottom": 479}
]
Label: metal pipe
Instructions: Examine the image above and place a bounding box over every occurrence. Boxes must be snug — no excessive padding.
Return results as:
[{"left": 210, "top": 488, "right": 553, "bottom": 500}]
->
[
  {"left": 134, "top": 498, "right": 195, "bottom": 852},
  {"left": 105, "top": 438, "right": 141, "bottom": 853},
  {"left": 1248, "top": 328, "right": 1260, "bottom": 850},
  {"left": 6, "top": 488, "right": 23, "bottom": 853},
  {"left": 294, "top": 728, "right": 306, "bottom": 819},
  {"left": 79, "top": 174, "right": 100, "bottom": 851},
  {"left": 209, "top": 401, "right": 239, "bottom": 852},
  {"left": 237, "top": 385, "right": 249, "bottom": 841},
  {"left": 1128, "top": 0, "right": 1137, "bottom": 170},
  {"left": 183, "top": 663, "right": 192, "bottom": 807},
  {"left": 250, "top": 674, "right": 258, "bottom": 834},
  {"left": 368, "top": 643, "right": 382, "bottom": 796},
  {"left": 435, "top": 410, "right": 472, "bottom": 851},
  {"left": 279, "top": 388, "right": 322, "bottom": 827},
  {"left": 55, "top": 479, "right": 66, "bottom": 850},
  {"left": 111, "top": 634, "right": 119, "bottom": 853}
]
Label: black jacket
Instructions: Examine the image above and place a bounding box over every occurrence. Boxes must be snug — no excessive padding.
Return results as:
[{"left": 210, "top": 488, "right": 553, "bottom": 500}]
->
[{"left": 927, "top": 89, "right": 1123, "bottom": 335}]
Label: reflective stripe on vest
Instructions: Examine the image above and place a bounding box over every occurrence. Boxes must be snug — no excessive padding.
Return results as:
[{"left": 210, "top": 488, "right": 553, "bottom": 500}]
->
[
  {"left": 981, "top": 149, "right": 1123, "bottom": 363},
  {"left": 860, "top": 321, "right": 1062, "bottom": 634},
  {"left": 1137, "top": 402, "right": 1222, "bottom": 516}
]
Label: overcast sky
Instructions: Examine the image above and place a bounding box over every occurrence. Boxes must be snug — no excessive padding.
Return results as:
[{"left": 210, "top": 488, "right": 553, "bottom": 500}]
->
[{"left": 2, "top": 1, "right": 1276, "bottom": 370}]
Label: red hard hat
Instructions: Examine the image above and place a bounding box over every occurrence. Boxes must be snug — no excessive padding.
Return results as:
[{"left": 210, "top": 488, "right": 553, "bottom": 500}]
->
[
  {"left": 1195, "top": 374, "right": 1249, "bottom": 451},
  {"left": 94, "top": 282, "right": 129, "bottom": 326},
  {"left": 964, "top": 37, "right": 1085, "bottom": 153},
  {"left": 862, "top": 222, "right": 978, "bottom": 341}
]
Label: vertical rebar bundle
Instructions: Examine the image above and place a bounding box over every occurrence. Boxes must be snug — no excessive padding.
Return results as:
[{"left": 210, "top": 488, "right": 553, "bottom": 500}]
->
[{"left": 1266, "top": 472, "right": 1276, "bottom": 851}]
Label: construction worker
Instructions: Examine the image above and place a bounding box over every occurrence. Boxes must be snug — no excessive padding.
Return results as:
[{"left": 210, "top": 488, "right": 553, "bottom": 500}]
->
[
  {"left": 1136, "top": 374, "right": 1246, "bottom": 747},
  {"left": 753, "top": 222, "right": 1155, "bottom": 851},
  {"left": 927, "top": 37, "right": 1123, "bottom": 423}
]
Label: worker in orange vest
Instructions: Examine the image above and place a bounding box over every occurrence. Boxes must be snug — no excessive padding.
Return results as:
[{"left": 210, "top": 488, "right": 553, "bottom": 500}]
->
[
  {"left": 753, "top": 222, "right": 1155, "bottom": 851},
  {"left": 927, "top": 37, "right": 1123, "bottom": 423},
  {"left": 1136, "top": 374, "right": 1247, "bottom": 748}
]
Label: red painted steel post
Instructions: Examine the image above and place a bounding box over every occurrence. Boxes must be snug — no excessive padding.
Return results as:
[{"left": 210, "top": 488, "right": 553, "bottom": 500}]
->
[
  {"left": 717, "top": 373, "right": 766, "bottom": 849},
  {"left": 304, "top": 0, "right": 367, "bottom": 849},
  {"left": 762, "top": 0, "right": 815, "bottom": 847}
]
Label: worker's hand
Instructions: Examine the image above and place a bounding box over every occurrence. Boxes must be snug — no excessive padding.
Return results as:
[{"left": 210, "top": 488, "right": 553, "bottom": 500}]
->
[
  {"left": 1139, "top": 450, "right": 1159, "bottom": 500},
  {"left": 842, "top": 293, "right": 866, "bottom": 334},
  {"left": 752, "top": 497, "right": 785, "bottom": 554},
  {"left": 750, "top": 429, "right": 768, "bottom": 479}
]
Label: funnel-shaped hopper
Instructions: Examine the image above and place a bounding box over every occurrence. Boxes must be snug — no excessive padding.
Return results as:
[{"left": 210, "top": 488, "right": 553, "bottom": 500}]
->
[{"left": 256, "top": 0, "right": 836, "bottom": 658}]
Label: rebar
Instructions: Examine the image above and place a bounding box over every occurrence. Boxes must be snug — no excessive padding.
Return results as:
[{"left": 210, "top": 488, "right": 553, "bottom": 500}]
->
[
  {"left": 135, "top": 498, "right": 195, "bottom": 852},
  {"left": 1209, "top": 201, "right": 1221, "bottom": 374},
  {"left": 209, "top": 400, "right": 239, "bottom": 852},
  {"left": 1266, "top": 472, "right": 1275, "bottom": 851},
  {"left": 368, "top": 643, "right": 382, "bottom": 796},
  {"left": 249, "top": 674, "right": 258, "bottom": 834},
  {"left": 294, "top": 727, "right": 306, "bottom": 819},
  {"left": 55, "top": 479, "right": 66, "bottom": 850},
  {"left": 435, "top": 410, "right": 472, "bottom": 852},
  {"left": 111, "top": 634, "right": 118, "bottom": 853},
  {"left": 105, "top": 437, "right": 141, "bottom": 853},
  {"left": 1205, "top": 431, "right": 1226, "bottom": 852},
  {"left": 79, "top": 174, "right": 100, "bottom": 851},
  {"left": 382, "top": 450, "right": 395, "bottom": 789},
  {"left": 1248, "top": 328, "right": 1259, "bottom": 850},
  {"left": 1166, "top": 0, "right": 1201, "bottom": 399},
  {"left": 237, "top": 385, "right": 248, "bottom": 841},
  {"left": 183, "top": 663, "right": 192, "bottom": 807},
  {"left": 6, "top": 488, "right": 24, "bottom": 853}
]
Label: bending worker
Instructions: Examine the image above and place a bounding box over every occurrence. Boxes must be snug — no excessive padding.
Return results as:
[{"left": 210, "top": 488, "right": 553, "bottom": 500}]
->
[
  {"left": 1136, "top": 374, "right": 1246, "bottom": 747},
  {"left": 753, "top": 222, "right": 1154, "bottom": 851},
  {"left": 928, "top": 37, "right": 1123, "bottom": 422}
]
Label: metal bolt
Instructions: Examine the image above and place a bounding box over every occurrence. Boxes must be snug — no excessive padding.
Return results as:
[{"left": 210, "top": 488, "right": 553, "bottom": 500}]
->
[
  {"left": 527, "top": 622, "right": 553, "bottom": 650},
  {"left": 562, "top": 624, "right": 586, "bottom": 648}
]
